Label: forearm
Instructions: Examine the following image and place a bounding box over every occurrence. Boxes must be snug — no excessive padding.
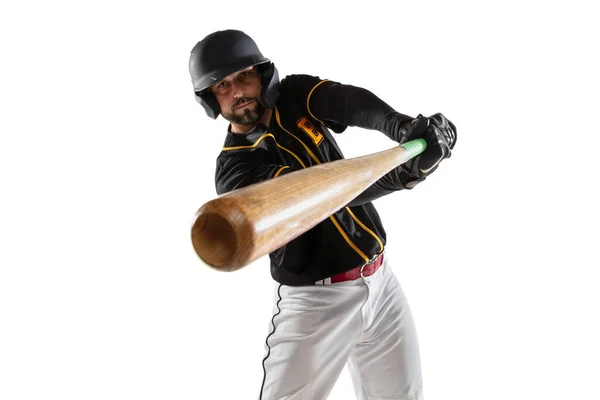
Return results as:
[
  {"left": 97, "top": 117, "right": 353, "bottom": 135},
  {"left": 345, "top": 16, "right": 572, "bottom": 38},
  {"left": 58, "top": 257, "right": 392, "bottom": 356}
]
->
[
  {"left": 345, "top": 165, "right": 418, "bottom": 207},
  {"left": 309, "top": 82, "right": 414, "bottom": 142}
]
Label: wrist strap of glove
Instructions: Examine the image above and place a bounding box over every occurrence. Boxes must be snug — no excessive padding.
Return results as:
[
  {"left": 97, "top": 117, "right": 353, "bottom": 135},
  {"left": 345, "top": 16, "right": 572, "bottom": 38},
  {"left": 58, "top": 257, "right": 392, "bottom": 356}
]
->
[{"left": 399, "top": 166, "right": 425, "bottom": 189}]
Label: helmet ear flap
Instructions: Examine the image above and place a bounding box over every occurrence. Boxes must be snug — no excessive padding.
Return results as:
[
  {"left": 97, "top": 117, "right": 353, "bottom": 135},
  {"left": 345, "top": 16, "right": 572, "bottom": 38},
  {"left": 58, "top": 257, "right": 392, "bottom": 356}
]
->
[
  {"left": 257, "top": 62, "right": 280, "bottom": 109},
  {"left": 195, "top": 91, "right": 221, "bottom": 119}
]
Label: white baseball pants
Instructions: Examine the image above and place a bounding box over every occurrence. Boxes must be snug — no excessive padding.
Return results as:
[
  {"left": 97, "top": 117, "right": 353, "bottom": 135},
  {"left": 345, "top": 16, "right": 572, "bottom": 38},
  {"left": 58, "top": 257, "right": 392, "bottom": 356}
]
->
[{"left": 258, "top": 256, "right": 423, "bottom": 400}]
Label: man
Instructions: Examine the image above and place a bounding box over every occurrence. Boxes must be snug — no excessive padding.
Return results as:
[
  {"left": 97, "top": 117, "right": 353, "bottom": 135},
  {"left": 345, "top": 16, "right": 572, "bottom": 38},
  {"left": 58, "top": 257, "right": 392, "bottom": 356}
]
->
[{"left": 189, "top": 29, "right": 456, "bottom": 400}]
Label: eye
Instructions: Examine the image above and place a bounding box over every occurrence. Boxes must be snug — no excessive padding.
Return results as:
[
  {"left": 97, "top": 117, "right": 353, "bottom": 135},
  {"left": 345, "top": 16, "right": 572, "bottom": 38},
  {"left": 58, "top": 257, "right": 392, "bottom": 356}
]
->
[
  {"left": 239, "top": 71, "right": 249, "bottom": 78},
  {"left": 217, "top": 81, "right": 227, "bottom": 88}
]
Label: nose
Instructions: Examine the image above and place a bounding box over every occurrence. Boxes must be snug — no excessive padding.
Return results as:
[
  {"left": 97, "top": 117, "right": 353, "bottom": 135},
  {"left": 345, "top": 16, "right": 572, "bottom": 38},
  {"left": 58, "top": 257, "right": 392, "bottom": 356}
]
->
[{"left": 230, "top": 80, "right": 245, "bottom": 99}]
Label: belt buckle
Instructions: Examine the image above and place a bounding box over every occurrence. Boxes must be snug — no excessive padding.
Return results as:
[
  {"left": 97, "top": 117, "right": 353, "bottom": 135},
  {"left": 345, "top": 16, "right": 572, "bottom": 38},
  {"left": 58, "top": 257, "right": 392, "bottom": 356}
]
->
[
  {"left": 361, "top": 252, "right": 382, "bottom": 279},
  {"left": 359, "top": 263, "right": 367, "bottom": 279}
]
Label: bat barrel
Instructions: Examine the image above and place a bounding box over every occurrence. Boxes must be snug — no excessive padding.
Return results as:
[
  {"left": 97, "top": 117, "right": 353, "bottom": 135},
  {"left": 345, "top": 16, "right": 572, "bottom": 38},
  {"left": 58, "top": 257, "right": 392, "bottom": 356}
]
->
[
  {"left": 190, "top": 198, "right": 256, "bottom": 271},
  {"left": 191, "top": 210, "right": 236, "bottom": 269}
]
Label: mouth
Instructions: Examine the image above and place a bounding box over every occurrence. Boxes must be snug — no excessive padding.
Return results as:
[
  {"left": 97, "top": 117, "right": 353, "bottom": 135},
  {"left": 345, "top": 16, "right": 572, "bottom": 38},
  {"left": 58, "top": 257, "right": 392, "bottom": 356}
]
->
[{"left": 233, "top": 99, "right": 255, "bottom": 111}]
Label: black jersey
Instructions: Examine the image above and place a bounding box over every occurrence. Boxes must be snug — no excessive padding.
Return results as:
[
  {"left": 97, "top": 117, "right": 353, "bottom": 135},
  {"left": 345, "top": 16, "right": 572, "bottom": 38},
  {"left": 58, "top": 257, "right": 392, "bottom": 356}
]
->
[{"left": 214, "top": 74, "right": 417, "bottom": 286}]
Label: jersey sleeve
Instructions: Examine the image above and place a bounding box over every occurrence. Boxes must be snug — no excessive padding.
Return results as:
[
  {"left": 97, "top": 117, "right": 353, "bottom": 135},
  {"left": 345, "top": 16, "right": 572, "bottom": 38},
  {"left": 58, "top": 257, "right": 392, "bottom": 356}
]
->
[
  {"left": 279, "top": 74, "right": 415, "bottom": 142},
  {"left": 215, "top": 150, "right": 297, "bottom": 195}
]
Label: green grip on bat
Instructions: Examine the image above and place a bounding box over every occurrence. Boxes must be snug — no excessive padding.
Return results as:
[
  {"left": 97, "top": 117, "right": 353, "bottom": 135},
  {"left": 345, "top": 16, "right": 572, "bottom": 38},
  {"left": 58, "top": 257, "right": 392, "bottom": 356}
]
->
[{"left": 400, "top": 138, "right": 427, "bottom": 160}]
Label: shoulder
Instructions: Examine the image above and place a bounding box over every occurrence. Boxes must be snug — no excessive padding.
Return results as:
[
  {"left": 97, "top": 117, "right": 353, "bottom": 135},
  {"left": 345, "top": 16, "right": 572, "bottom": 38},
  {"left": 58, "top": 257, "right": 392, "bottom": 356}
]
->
[
  {"left": 281, "top": 73, "right": 323, "bottom": 83},
  {"left": 279, "top": 74, "right": 328, "bottom": 93}
]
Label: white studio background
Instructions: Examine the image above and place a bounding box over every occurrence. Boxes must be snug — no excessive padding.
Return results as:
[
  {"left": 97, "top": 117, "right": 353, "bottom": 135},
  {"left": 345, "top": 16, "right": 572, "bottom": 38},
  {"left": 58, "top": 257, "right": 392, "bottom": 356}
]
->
[{"left": 1, "top": 1, "right": 598, "bottom": 399}]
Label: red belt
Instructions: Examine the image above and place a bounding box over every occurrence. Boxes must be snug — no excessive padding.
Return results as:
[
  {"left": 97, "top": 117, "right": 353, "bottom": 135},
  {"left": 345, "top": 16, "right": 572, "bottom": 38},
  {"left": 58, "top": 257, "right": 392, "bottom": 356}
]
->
[{"left": 315, "top": 252, "right": 385, "bottom": 285}]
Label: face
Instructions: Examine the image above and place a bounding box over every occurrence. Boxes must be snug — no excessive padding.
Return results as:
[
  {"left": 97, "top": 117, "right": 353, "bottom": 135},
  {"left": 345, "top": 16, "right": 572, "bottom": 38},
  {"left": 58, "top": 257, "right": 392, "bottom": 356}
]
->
[{"left": 210, "top": 66, "right": 265, "bottom": 126}]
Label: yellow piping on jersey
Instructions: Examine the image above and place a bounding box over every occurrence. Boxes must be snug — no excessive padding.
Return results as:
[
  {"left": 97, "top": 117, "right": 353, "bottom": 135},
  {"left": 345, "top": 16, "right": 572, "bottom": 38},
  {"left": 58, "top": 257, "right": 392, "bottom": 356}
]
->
[
  {"left": 277, "top": 145, "right": 306, "bottom": 168},
  {"left": 306, "top": 80, "right": 330, "bottom": 126},
  {"left": 221, "top": 132, "right": 306, "bottom": 168},
  {"left": 275, "top": 107, "right": 321, "bottom": 166},
  {"left": 273, "top": 166, "right": 290, "bottom": 178},
  {"left": 329, "top": 216, "right": 369, "bottom": 263},
  {"left": 345, "top": 207, "right": 384, "bottom": 252},
  {"left": 222, "top": 133, "right": 275, "bottom": 151}
]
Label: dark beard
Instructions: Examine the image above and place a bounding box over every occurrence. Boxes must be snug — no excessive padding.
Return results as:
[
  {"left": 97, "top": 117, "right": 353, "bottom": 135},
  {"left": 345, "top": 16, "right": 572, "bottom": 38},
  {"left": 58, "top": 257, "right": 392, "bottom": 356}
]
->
[{"left": 222, "top": 98, "right": 265, "bottom": 126}]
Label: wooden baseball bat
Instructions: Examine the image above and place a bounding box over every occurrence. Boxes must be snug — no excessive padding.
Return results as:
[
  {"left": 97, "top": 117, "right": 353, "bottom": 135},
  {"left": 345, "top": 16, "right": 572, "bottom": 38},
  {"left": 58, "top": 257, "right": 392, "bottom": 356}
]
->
[{"left": 191, "top": 139, "right": 426, "bottom": 271}]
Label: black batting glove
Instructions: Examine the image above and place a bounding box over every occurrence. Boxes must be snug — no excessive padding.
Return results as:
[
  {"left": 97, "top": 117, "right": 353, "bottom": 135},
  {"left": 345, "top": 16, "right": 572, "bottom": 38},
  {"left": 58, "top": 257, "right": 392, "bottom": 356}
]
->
[{"left": 399, "top": 113, "right": 457, "bottom": 180}]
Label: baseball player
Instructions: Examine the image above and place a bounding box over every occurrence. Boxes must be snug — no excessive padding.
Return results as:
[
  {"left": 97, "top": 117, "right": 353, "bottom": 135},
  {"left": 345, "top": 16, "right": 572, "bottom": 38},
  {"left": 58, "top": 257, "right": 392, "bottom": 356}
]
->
[{"left": 188, "top": 30, "right": 457, "bottom": 400}]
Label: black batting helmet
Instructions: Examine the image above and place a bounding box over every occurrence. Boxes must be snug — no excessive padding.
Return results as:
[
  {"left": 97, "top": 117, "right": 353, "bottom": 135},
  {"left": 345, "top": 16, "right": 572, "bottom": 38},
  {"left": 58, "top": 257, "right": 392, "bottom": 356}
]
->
[{"left": 189, "top": 29, "right": 280, "bottom": 119}]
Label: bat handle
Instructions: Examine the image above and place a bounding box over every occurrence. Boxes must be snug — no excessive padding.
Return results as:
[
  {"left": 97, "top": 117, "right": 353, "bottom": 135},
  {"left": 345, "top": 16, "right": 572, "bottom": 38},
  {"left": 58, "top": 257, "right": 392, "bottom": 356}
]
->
[{"left": 400, "top": 138, "right": 427, "bottom": 159}]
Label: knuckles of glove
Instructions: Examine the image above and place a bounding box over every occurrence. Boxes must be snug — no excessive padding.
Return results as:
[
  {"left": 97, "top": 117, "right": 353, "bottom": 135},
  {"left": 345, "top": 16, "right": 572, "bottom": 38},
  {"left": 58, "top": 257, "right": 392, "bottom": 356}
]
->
[{"left": 428, "top": 113, "right": 457, "bottom": 150}]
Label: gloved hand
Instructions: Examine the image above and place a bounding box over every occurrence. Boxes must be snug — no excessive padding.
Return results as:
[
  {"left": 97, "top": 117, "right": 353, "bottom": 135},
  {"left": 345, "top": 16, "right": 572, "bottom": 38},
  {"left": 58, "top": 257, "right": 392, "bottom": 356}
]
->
[{"left": 399, "top": 113, "right": 457, "bottom": 181}]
